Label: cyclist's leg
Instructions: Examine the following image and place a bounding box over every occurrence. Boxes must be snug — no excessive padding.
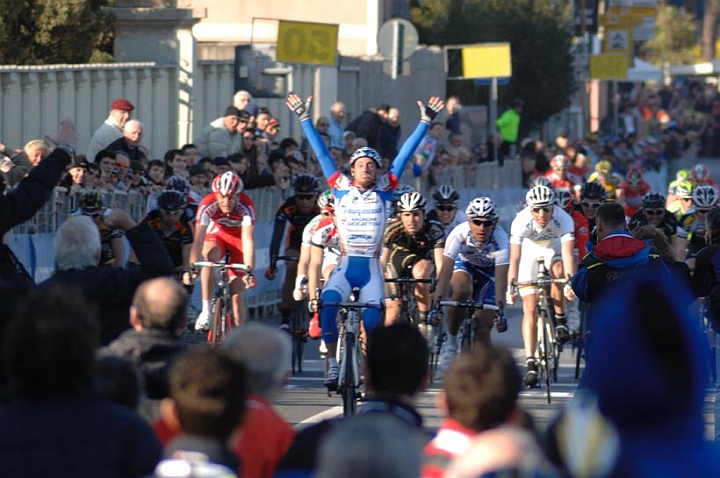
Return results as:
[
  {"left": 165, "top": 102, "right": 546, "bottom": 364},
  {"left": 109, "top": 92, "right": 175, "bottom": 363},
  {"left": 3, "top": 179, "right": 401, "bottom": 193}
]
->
[
  {"left": 195, "top": 231, "right": 223, "bottom": 330},
  {"left": 229, "top": 275, "right": 247, "bottom": 326},
  {"left": 280, "top": 246, "right": 300, "bottom": 327},
  {"left": 321, "top": 257, "right": 352, "bottom": 362},
  {"left": 411, "top": 257, "right": 433, "bottom": 323},
  {"left": 549, "top": 247, "right": 570, "bottom": 344},
  {"left": 438, "top": 264, "right": 472, "bottom": 372},
  {"left": 355, "top": 257, "right": 384, "bottom": 334},
  {"left": 383, "top": 251, "right": 404, "bottom": 325},
  {"left": 521, "top": 290, "right": 539, "bottom": 386},
  {"left": 473, "top": 279, "right": 495, "bottom": 345}
]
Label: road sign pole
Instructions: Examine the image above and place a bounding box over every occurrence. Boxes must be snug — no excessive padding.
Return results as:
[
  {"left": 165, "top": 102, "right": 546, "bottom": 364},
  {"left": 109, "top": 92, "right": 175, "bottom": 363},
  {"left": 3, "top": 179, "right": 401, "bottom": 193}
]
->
[
  {"left": 491, "top": 76, "right": 498, "bottom": 164},
  {"left": 391, "top": 21, "right": 404, "bottom": 80}
]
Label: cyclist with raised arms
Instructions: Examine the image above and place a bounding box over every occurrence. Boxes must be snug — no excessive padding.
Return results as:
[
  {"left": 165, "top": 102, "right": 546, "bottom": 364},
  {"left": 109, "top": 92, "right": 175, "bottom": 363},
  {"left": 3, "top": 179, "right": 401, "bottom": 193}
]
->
[
  {"left": 506, "top": 185, "right": 576, "bottom": 388},
  {"left": 286, "top": 92, "right": 444, "bottom": 390},
  {"left": 191, "top": 171, "right": 256, "bottom": 330},
  {"left": 381, "top": 191, "right": 446, "bottom": 328},
  {"left": 427, "top": 184, "right": 467, "bottom": 233},
  {"left": 265, "top": 174, "right": 321, "bottom": 331},
  {"left": 435, "top": 197, "right": 510, "bottom": 374}
]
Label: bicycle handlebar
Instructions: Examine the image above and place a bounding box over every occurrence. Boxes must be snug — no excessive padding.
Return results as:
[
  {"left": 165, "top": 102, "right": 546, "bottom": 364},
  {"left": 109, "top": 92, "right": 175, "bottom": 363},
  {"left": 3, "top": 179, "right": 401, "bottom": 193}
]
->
[
  {"left": 320, "top": 301, "right": 384, "bottom": 310},
  {"left": 438, "top": 300, "right": 499, "bottom": 312},
  {"left": 384, "top": 277, "right": 434, "bottom": 284},
  {"left": 515, "top": 278, "right": 568, "bottom": 287},
  {"left": 274, "top": 255, "right": 300, "bottom": 263},
  {"left": 193, "top": 261, "right": 252, "bottom": 272}
]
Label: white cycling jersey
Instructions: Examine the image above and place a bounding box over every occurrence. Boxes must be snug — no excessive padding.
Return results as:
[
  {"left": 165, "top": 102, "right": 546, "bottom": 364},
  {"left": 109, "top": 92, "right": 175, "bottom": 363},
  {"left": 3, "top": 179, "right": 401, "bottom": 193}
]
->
[
  {"left": 444, "top": 222, "right": 510, "bottom": 269},
  {"left": 509, "top": 205, "right": 575, "bottom": 246}
]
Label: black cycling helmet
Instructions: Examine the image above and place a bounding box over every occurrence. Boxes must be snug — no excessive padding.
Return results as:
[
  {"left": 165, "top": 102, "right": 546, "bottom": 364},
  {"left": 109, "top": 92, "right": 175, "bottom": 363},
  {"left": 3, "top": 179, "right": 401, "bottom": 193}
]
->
[
  {"left": 432, "top": 185, "right": 460, "bottom": 204},
  {"left": 157, "top": 190, "right": 187, "bottom": 212},
  {"left": 641, "top": 192, "right": 666, "bottom": 209},
  {"left": 292, "top": 174, "right": 320, "bottom": 194},
  {"left": 80, "top": 191, "right": 104, "bottom": 214},
  {"left": 580, "top": 181, "right": 608, "bottom": 201}
]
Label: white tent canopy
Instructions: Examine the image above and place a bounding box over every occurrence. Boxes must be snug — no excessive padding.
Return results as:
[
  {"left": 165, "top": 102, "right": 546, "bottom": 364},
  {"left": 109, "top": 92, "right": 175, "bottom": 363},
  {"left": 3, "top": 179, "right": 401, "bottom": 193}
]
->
[{"left": 627, "top": 58, "right": 662, "bottom": 82}]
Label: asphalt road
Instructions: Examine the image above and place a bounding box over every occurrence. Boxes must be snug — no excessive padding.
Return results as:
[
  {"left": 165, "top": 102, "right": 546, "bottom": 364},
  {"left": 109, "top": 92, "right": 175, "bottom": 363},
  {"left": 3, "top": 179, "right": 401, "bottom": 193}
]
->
[{"left": 274, "top": 305, "right": 594, "bottom": 433}]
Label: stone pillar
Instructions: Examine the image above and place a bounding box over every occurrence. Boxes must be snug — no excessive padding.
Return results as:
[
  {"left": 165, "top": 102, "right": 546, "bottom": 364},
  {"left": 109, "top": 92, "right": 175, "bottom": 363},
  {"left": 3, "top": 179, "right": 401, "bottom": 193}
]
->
[{"left": 109, "top": 1, "right": 205, "bottom": 146}]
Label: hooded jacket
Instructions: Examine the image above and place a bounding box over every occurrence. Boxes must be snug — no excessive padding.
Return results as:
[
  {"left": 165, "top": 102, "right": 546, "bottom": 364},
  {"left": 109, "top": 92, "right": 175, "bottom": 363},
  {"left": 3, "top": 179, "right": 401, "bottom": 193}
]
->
[{"left": 571, "top": 229, "right": 669, "bottom": 304}]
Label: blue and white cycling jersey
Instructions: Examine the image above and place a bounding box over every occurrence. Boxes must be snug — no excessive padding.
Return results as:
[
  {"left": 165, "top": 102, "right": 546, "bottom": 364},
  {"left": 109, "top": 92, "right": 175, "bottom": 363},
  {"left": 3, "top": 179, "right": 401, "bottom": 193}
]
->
[{"left": 444, "top": 222, "right": 510, "bottom": 269}]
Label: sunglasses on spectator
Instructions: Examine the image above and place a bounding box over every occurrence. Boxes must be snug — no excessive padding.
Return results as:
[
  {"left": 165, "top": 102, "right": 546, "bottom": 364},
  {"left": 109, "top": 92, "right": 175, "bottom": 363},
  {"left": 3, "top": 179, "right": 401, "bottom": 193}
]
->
[
  {"left": 436, "top": 205, "right": 456, "bottom": 212},
  {"left": 531, "top": 206, "right": 551, "bottom": 213},
  {"left": 296, "top": 194, "right": 315, "bottom": 201},
  {"left": 581, "top": 201, "right": 601, "bottom": 208},
  {"left": 471, "top": 219, "right": 496, "bottom": 227},
  {"left": 644, "top": 209, "right": 665, "bottom": 216}
]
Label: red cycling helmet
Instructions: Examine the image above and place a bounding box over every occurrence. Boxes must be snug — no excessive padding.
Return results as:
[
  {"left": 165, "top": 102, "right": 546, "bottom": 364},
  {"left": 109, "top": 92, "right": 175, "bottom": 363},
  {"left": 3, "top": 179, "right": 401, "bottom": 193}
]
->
[{"left": 212, "top": 171, "right": 243, "bottom": 195}]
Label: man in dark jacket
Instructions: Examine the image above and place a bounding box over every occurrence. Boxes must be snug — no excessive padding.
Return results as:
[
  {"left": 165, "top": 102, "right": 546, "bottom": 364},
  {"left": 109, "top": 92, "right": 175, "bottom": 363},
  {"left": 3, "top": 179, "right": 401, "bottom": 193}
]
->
[
  {"left": 0, "top": 120, "right": 78, "bottom": 285},
  {"left": 99, "top": 277, "right": 188, "bottom": 401},
  {"left": 345, "top": 103, "right": 390, "bottom": 152},
  {"left": 40, "top": 208, "right": 174, "bottom": 345},
  {"left": 571, "top": 201, "right": 670, "bottom": 306}
]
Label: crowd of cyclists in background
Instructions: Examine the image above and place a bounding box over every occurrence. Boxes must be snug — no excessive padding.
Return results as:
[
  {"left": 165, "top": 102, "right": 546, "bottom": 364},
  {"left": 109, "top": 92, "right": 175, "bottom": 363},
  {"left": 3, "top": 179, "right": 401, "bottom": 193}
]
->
[{"left": 3, "top": 82, "right": 720, "bottom": 476}]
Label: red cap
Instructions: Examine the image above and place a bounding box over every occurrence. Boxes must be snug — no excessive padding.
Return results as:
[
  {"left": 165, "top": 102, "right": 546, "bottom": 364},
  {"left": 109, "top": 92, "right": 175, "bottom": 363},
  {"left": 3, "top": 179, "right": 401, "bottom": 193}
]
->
[
  {"left": 267, "top": 117, "right": 280, "bottom": 128},
  {"left": 111, "top": 98, "right": 135, "bottom": 112}
]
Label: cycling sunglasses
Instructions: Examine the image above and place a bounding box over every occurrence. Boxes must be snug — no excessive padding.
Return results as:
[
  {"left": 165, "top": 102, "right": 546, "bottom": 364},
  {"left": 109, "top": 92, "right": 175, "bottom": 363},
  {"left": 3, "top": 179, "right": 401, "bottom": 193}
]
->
[
  {"left": 644, "top": 209, "right": 665, "bottom": 216},
  {"left": 436, "top": 205, "right": 456, "bottom": 212},
  {"left": 581, "top": 201, "right": 601, "bottom": 208},
  {"left": 471, "top": 218, "right": 496, "bottom": 227},
  {"left": 531, "top": 206, "right": 552, "bottom": 213},
  {"left": 296, "top": 194, "right": 316, "bottom": 201}
]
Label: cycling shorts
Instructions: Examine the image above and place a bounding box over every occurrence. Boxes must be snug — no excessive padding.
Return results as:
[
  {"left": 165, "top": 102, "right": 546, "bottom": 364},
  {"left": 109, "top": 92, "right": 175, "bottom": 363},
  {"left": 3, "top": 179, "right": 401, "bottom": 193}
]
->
[
  {"left": 518, "top": 238, "right": 562, "bottom": 297},
  {"left": 453, "top": 260, "right": 496, "bottom": 306},
  {"left": 384, "top": 248, "right": 430, "bottom": 299},
  {"left": 205, "top": 224, "right": 247, "bottom": 279}
]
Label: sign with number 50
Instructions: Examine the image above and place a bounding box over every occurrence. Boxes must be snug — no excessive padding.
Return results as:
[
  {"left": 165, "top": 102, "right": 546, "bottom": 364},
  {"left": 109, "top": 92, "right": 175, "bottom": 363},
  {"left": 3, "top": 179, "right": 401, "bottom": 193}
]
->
[{"left": 276, "top": 20, "right": 339, "bottom": 67}]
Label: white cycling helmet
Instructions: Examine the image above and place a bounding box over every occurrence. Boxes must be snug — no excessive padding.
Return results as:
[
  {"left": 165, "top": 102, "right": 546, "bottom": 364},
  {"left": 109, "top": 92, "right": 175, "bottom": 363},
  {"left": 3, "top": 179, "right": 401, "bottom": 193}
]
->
[
  {"left": 350, "top": 147, "right": 382, "bottom": 167},
  {"left": 397, "top": 192, "right": 427, "bottom": 212},
  {"left": 466, "top": 197, "right": 498, "bottom": 221},
  {"left": 692, "top": 185, "right": 718, "bottom": 209},
  {"left": 526, "top": 185, "right": 555, "bottom": 207}
]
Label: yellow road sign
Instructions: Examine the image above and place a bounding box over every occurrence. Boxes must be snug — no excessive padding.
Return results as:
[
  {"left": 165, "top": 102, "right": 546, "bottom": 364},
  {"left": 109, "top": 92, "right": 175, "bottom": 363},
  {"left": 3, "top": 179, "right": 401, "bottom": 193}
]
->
[
  {"left": 589, "top": 54, "right": 628, "bottom": 79},
  {"left": 461, "top": 43, "right": 512, "bottom": 79},
  {"left": 276, "top": 20, "right": 339, "bottom": 66}
]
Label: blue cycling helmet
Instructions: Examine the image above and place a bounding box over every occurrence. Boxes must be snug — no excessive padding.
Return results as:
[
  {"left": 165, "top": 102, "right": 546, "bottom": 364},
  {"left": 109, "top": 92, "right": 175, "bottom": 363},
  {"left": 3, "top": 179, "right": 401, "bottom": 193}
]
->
[{"left": 349, "top": 147, "right": 382, "bottom": 167}]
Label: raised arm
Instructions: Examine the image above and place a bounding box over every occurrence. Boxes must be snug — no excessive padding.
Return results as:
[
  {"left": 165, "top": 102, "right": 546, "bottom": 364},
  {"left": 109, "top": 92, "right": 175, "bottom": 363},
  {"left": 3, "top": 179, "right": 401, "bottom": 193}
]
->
[
  {"left": 390, "top": 97, "right": 444, "bottom": 179},
  {"left": 287, "top": 94, "right": 337, "bottom": 179}
]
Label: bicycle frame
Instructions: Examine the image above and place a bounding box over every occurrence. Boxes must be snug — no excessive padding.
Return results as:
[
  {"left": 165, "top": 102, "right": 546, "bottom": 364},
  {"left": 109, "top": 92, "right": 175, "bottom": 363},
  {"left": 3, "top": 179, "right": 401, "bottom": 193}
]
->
[
  {"left": 193, "top": 259, "right": 250, "bottom": 347},
  {"left": 438, "top": 300, "right": 499, "bottom": 351},
  {"left": 321, "top": 288, "right": 382, "bottom": 416},
  {"left": 275, "top": 255, "right": 309, "bottom": 374},
  {"left": 516, "top": 256, "right": 566, "bottom": 403},
  {"left": 384, "top": 276, "right": 434, "bottom": 326}
]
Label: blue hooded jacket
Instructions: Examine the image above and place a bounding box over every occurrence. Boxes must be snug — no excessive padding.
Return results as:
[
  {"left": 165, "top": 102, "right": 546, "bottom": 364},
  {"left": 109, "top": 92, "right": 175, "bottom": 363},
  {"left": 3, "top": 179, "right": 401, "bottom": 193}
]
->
[{"left": 583, "top": 278, "right": 720, "bottom": 477}]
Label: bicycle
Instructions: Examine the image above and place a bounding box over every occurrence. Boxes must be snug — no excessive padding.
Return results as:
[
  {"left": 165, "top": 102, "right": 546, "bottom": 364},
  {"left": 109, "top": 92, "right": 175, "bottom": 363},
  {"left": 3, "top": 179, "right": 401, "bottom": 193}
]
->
[
  {"left": 516, "top": 256, "right": 568, "bottom": 404},
  {"left": 193, "top": 255, "right": 250, "bottom": 347},
  {"left": 319, "top": 287, "right": 382, "bottom": 416},
  {"left": 427, "top": 282, "right": 504, "bottom": 383},
  {"left": 275, "top": 255, "right": 309, "bottom": 375},
  {"left": 384, "top": 275, "right": 434, "bottom": 327}
]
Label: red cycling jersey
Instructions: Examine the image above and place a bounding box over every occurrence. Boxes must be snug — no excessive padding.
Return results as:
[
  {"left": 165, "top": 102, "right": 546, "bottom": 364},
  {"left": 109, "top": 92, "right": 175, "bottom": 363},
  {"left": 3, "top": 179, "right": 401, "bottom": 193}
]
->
[
  {"left": 196, "top": 192, "right": 256, "bottom": 229},
  {"left": 569, "top": 208, "right": 590, "bottom": 258},
  {"left": 196, "top": 192, "right": 256, "bottom": 274}
]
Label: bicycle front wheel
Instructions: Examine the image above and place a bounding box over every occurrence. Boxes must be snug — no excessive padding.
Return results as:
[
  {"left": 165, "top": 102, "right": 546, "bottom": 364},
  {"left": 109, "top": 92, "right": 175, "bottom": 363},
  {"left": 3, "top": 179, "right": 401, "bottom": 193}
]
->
[
  {"left": 208, "top": 300, "right": 223, "bottom": 348},
  {"left": 290, "top": 303, "right": 308, "bottom": 374},
  {"left": 341, "top": 331, "right": 357, "bottom": 416},
  {"left": 539, "top": 309, "right": 552, "bottom": 404}
]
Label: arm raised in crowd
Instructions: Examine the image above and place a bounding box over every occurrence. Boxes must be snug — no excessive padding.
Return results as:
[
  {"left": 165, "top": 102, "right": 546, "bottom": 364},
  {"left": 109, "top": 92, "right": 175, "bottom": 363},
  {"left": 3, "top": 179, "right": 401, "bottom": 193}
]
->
[{"left": 0, "top": 119, "right": 77, "bottom": 235}]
